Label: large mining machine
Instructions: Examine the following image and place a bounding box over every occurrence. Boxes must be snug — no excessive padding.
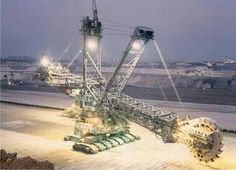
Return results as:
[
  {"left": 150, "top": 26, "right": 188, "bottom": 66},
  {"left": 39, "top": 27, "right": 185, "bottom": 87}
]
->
[{"left": 40, "top": 0, "right": 223, "bottom": 163}]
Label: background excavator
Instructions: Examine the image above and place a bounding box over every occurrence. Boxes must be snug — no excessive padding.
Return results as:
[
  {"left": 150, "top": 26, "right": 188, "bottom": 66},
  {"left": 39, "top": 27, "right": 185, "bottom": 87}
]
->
[{"left": 40, "top": 0, "right": 223, "bottom": 163}]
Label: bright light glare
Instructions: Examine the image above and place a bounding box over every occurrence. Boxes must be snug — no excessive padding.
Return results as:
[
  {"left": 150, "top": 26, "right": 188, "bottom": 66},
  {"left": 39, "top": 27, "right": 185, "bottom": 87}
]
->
[
  {"left": 86, "top": 38, "right": 98, "bottom": 51},
  {"left": 132, "top": 41, "right": 142, "bottom": 50},
  {"left": 41, "top": 57, "right": 49, "bottom": 67}
]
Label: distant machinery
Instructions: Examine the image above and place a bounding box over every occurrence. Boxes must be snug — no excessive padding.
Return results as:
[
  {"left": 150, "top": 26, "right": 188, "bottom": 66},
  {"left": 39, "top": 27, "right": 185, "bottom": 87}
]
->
[
  {"left": 40, "top": 0, "right": 223, "bottom": 163},
  {"left": 39, "top": 61, "right": 82, "bottom": 95}
]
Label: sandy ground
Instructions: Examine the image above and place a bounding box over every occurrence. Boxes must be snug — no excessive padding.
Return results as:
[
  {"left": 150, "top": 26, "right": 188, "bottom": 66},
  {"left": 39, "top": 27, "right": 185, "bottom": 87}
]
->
[
  {"left": 1, "top": 90, "right": 74, "bottom": 108},
  {"left": 1, "top": 90, "right": 236, "bottom": 130},
  {"left": 1, "top": 102, "right": 236, "bottom": 170}
]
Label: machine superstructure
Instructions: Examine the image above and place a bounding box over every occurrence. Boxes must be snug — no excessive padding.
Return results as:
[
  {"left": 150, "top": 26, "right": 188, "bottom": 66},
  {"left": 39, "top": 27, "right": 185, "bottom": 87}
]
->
[{"left": 40, "top": 0, "right": 223, "bottom": 163}]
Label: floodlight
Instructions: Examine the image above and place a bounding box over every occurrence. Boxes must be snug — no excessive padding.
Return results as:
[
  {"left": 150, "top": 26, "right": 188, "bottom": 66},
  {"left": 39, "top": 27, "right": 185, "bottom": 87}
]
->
[
  {"left": 41, "top": 56, "right": 49, "bottom": 67},
  {"left": 132, "top": 40, "right": 145, "bottom": 51},
  {"left": 132, "top": 41, "right": 141, "bottom": 50},
  {"left": 86, "top": 37, "right": 98, "bottom": 51}
]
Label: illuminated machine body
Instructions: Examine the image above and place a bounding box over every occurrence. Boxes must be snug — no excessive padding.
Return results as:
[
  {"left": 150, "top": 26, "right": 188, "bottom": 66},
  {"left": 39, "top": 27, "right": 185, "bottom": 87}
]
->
[{"left": 40, "top": 0, "right": 223, "bottom": 163}]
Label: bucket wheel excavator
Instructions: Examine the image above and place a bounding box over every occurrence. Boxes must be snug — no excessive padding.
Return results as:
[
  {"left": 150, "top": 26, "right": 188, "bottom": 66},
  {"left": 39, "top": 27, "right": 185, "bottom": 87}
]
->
[{"left": 40, "top": 0, "right": 223, "bottom": 163}]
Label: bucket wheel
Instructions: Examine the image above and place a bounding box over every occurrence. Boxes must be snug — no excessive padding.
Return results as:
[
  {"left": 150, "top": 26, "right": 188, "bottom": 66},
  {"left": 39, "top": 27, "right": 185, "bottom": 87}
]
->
[{"left": 188, "top": 117, "right": 223, "bottom": 163}]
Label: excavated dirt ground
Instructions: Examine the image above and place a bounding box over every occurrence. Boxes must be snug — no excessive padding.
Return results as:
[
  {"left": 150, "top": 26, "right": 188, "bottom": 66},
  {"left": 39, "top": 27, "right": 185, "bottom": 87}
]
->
[{"left": 0, "top": 149, "right": 54, "bottom": 169}]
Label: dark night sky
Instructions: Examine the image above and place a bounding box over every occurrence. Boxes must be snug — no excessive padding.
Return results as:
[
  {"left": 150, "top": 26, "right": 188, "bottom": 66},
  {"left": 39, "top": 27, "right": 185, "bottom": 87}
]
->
[{"left": 1, "top": 0, "right": 236, "bottom": 62}]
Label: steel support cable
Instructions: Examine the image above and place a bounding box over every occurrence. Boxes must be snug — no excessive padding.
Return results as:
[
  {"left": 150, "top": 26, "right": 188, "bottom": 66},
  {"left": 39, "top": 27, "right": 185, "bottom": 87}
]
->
[
  {"left": 103, "top": 33, "right": 130, "bottom": 36},
  {"left": 55, "top": 25, "right": 81, "bottom": 62},
  {"left": 42, "top": 40, "right": 53, "bottom": 57},
  {"left": 154, "top": 75, "right": 173, "bottom": 113},
  {"left": 103, "top": 27, "right": 131, "bottom": 33},
  {"left": 103, "top": 23, "right": 134, "bottom": 29},
  {"left": 100, "top": 17, "right": 134, "bottom": 28},
  {"left": 67, "top": 50, "right": 82, "bottom": 68},
  {"left": 152, "top": 40, "right": 185, "bottom": 111}
]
